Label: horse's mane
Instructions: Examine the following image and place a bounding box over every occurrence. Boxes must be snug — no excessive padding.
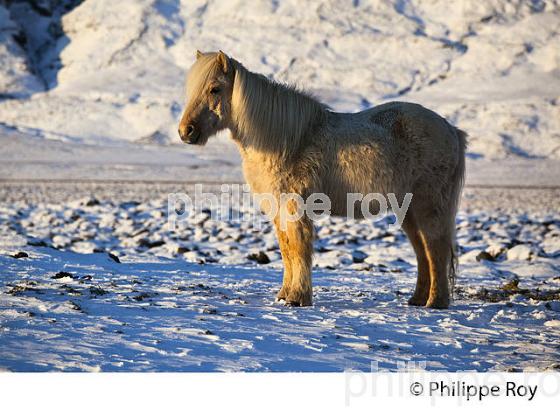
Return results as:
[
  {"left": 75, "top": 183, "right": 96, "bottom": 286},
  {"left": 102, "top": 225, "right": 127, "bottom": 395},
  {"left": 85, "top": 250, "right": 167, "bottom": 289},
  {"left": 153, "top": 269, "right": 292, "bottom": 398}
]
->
[{"left": 229, "top": 59, "right": 327, "bottom": 156}]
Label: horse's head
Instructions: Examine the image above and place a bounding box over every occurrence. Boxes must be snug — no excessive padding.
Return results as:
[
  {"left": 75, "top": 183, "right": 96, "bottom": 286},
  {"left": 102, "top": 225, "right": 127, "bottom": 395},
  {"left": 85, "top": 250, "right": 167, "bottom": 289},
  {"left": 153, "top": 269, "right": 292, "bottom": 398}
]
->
[{"left": 178, "top": 50, "right": 234, "bottom": 145}]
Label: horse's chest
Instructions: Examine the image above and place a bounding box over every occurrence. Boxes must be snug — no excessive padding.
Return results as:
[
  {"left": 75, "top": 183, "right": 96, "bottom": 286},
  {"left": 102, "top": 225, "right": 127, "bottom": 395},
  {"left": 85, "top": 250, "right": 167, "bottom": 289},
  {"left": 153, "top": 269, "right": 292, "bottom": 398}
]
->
[{"left": 241, "top": 152, "right": 279, "bottom": 194}]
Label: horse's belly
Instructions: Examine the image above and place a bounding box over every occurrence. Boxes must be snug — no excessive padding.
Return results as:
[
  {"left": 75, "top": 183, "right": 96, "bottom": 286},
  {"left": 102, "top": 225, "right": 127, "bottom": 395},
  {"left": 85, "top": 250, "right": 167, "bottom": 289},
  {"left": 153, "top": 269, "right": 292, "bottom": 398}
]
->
[{"left": 323, "top": 185, "right": 385, "bottom": 218}]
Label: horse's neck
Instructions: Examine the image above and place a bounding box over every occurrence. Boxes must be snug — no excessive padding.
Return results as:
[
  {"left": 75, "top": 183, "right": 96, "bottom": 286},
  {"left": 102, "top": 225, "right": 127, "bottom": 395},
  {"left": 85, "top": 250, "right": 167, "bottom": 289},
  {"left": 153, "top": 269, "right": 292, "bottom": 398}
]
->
[
  {"left": 228, "top": 121, "right": 297, "bottom": 165},
  {"left": 229, "top": 64, "right": 326, "bottom": 160},
  {"left": 230, "top": 130, "right": 285, "bottom": 165}
]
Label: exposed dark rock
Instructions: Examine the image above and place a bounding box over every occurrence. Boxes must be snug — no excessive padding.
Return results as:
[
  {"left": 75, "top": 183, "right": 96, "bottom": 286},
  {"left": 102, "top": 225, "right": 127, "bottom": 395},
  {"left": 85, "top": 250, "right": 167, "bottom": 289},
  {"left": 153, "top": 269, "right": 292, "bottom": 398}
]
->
[
  {"left": 89, "top": 286, "right": 108, "bottom": 296},
  {"left": 133, "top": 292, "right": 152, "bottom": 301},
  {"left": 11, "top": 251, "right": 28, "bottom": 259},
  {"left": 476, "top": 251, "right": 495, "bottom": 262},
  {"left": 107, "top": 252, "right": 120, "bottom": 263},
  {"left": 27, "top": 239, "right": 48, "bottom": 247},
  {"left": 248, "top": 251, "right": 270, "bottom": 264},
  {"left": 351, "top": 250, "right": 367, "bottom": 263},
  {"left": 137, "top": 238, "right": 165, "bottom": 248},
  {"left": 51, "top": 271, "right": 75, "bottom": 280}
]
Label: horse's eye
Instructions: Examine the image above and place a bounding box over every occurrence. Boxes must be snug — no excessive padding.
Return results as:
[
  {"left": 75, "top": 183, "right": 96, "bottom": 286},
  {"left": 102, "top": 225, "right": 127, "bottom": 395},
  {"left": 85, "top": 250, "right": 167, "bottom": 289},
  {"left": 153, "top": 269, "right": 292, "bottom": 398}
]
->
[{"left": 210, "top": 86, "right": 221, "bottom": 94}]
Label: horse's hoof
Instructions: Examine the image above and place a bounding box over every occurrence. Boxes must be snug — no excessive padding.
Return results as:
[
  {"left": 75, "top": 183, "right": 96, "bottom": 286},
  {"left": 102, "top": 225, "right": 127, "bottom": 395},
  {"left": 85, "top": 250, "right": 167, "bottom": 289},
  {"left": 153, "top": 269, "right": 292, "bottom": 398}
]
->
[
  {"left": 276, "top": 286, "right": 289, "bottom": 301},
  {"left": 425, "top": 296, "right": 449, "bottom": 309},
  {"left": 408, "top": 295, "right": 428, "bottom": 306},
  {"left": 285, "top": 290, "right": 312, "bottom": 307}
]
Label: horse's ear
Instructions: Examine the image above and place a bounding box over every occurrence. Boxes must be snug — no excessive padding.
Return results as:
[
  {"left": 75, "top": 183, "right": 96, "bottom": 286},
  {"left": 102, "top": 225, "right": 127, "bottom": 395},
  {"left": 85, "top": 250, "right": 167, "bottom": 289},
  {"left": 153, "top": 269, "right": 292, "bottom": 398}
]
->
[
  {"left": 217, "top": 50, "right": 229, "bottom": 74},
  {"left": 196, "top": 50, "right": 204, "bottom": 60}
]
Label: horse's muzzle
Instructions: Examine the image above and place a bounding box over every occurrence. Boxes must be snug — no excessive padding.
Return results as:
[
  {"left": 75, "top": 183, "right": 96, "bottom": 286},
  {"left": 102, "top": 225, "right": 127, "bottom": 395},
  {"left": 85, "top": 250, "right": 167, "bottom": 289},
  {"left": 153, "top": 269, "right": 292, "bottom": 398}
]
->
[{"left": 178, "top": 124, "right": 199, "bottom": 144}]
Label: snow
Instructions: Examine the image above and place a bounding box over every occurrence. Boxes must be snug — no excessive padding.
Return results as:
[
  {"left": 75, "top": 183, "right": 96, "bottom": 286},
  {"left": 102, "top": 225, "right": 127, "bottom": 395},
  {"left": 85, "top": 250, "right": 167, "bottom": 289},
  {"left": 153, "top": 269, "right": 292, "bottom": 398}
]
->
[
  {"left": 0, "top": 5, "right": 44, "bottom": 98},
  {"left": 1, "top": 246, "right": 558, "bottom": 371},
  {"left": 0, "top": 0, "right": 559, "bottom": 183},
  {"left": 0, "top": 1, "right": 559, "bottom": 372},
  {"left": 0, "top": 187, "right": 559, "bottom": 371}
]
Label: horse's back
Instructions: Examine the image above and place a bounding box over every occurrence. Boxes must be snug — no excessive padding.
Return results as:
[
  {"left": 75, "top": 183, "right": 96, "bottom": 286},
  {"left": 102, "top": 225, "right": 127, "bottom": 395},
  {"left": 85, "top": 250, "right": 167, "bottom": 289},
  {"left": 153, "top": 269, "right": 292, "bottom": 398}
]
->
[
  {"left": 362, "top": 101, "right": 466, "bottom": 212},
  {"left": 321, "top": 101, "right": 464, "bottom": 210},
  {"left": 360, "top": 101, "right": 463, "bottom": 165},
  {"left": 364, "top": 101, "right": 454, "bottom": 139}
]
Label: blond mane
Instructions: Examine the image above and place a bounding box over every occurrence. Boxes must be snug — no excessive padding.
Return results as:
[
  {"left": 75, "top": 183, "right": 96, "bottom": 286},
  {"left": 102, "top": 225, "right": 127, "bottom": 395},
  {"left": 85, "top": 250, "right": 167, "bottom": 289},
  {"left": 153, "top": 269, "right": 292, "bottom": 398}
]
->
[{"left": 229, "top": 59, "right": 327, "bottom": 157}]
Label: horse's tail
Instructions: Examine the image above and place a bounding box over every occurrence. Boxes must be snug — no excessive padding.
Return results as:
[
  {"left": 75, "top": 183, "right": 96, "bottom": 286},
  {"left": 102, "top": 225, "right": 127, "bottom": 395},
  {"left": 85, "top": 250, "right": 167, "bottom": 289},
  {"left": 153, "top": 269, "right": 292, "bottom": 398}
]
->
[{"left": 448, "top": 127, "right": 467, "bottom": 298}]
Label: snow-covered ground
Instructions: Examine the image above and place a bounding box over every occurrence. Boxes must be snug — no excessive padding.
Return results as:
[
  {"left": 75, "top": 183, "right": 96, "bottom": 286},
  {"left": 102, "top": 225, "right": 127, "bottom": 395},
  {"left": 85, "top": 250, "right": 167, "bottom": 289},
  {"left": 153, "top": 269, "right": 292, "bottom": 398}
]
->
[
  {"left": 0, "top": 183, "right": 559, "bottom": 371},
  {"left": 0, "top": 1, "right": 559, "bottom": 372}
]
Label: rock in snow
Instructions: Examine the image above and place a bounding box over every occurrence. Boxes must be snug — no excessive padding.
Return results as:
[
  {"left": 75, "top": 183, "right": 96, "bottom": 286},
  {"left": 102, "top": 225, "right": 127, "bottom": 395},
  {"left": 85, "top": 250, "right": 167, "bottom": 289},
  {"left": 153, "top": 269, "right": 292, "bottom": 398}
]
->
[{"left": 507, "top": 244, "right": 535, "bottom": 261}]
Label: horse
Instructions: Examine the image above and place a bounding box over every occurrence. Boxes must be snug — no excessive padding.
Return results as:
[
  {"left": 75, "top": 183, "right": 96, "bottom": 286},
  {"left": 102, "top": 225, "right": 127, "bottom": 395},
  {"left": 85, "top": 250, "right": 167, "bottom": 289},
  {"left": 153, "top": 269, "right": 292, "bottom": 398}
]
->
[{"left": 178, "top": 50, "right": 467, "bottom": 309}]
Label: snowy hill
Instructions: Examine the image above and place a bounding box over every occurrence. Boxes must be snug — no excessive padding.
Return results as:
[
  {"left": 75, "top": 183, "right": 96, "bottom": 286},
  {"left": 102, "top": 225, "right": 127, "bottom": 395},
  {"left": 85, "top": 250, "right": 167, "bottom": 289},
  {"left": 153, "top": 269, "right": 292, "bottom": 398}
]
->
[{"left": 0, "top": 0, "right": 559, "bottom": 181}]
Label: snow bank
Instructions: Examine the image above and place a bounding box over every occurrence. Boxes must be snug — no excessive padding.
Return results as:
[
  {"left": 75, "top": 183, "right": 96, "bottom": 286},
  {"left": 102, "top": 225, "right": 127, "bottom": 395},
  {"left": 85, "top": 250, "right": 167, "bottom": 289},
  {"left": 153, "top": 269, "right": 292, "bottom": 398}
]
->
[{"left": 0, "top": 0, "right": 559, "bottom": 180}]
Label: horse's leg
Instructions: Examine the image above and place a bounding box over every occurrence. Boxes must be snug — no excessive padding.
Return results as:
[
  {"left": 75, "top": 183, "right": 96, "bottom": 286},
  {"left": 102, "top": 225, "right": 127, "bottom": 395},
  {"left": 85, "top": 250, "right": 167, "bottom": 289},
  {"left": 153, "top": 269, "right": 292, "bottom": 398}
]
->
[
  {"left": 284, "top": 215, "right": 314, "bottom": 307},
  {"left": 274, "top": 220, "right": 293, "bottom": 301},
  {"left": 402, "top": 215, "right": 431, "bottom": 306},
  {"left": 423, "top": 231, "right": 451, "bottom": 309}
]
